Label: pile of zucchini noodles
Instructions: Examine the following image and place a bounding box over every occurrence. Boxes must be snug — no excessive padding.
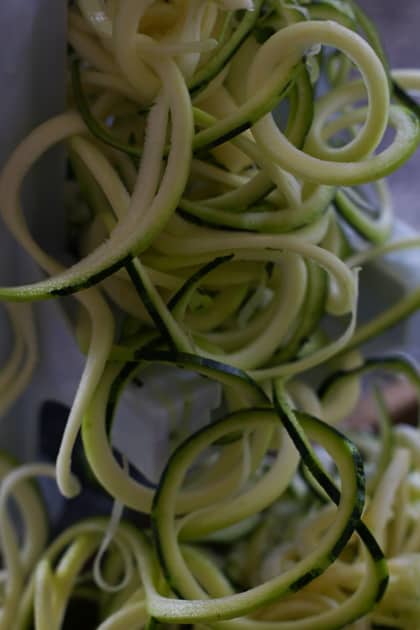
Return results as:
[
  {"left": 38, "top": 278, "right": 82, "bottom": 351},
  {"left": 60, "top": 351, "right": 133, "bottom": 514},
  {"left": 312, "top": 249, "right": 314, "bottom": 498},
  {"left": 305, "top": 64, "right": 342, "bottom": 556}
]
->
[{"left": 2, "top": 0, "right": 420, "bottom": 627}]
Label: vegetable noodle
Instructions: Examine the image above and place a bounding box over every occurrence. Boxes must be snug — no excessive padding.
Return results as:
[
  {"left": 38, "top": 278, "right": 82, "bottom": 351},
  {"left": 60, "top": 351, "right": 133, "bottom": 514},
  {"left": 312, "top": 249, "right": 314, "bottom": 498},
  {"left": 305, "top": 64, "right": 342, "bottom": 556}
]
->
[{"left": 1, "top": 1, "right": 420, "bottom": 628}]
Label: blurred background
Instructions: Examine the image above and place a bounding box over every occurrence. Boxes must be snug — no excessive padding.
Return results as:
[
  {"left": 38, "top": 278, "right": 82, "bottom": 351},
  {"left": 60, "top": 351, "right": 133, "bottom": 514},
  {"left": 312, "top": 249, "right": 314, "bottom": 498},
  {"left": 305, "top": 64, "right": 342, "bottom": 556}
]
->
[
  {"left": 361, "top": 0, "right": 420, "bottom": 227},
  {"left": 361, "top": 0, "right": 420, "bottom": 69}
]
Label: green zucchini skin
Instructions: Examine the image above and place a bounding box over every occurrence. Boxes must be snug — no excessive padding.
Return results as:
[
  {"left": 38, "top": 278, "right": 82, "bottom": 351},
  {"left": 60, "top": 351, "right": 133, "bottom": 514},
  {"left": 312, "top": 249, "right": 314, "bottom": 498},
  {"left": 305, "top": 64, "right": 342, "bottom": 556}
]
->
[
  {"left": 179, "top": 185, "right": 335, "bottom": 234},
  {"left": 318, "top": 354, "right": 420, "bottom": 398},
  {"left": 284, "top": 65, "right": 314, "bottom": 149},
  {"left": 125, "top": 259, "right": 177, "bottom": 350},
  {"left": 393, "top": 80, "right": 420, "bottom": 120},
  {"left": 272, "top": 261, "right": 327, "bottom": 363},
  {"left": 167, "top": 255, "right": 234, "bottom": 313},
  {"left": 132, "top": 350, "right": 270, "bottom": 406},
  {"left": 81, "top": 348, "right": 387, "bottom": 625},
  {"left": 273, "top": 395, "right": 389, "bottom": 618},
  {"left": 188, "top": 0, "right": 264, "bottom": 97},
  {"left": 193, "top": 68, "right": 299, "bottom": 154},
  {"left": 151, "top": 402, "right": 366, "bottom": 619},
  {"left": 6, "top": 3, "right": 420, "bottom": 627},
  {"left": 334, "top": 183, "right": 392, "bottom": 245},
  {"left": 72, "top": 60, "right": 145, "bottom": 160}
]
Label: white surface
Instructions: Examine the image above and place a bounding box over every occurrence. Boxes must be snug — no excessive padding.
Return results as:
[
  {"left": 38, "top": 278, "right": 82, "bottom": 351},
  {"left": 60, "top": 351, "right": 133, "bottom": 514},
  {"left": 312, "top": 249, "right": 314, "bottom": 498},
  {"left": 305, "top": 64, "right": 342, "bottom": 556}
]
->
[{"left": 113, "top": 366, "right": 221, "bottom": 482}]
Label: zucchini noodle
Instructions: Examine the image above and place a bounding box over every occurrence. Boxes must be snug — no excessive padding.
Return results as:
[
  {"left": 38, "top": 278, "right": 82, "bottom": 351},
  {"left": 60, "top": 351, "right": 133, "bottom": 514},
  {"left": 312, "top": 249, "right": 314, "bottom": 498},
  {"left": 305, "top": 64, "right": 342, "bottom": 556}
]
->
[
  {"left": 0, "top": 304, "right": 38, "bottom": 418},
  {"left": 0, "top": 1, "right": 420, "bottom": 628}
]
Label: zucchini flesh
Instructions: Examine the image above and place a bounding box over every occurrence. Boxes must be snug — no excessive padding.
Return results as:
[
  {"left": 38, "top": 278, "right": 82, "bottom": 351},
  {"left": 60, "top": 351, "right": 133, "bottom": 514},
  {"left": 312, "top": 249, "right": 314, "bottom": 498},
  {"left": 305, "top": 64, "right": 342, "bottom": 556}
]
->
[
  {"left": 335, "top": 180, "right": 393, "bottom": 245},
  {"left": 150, "top": 407, "right": 365, "bottom": 622},
  {"left": 188, "top": 0, "right": 264, "bottom": 96},
  {"left": 72, "top": 60, "right": 145, "bottom": 160},
  {"left": 2, "top": 2, "right": 420, "bottom": 628},
  {"left": 82, "top": 352, "right": 272, "bottom": 514}
]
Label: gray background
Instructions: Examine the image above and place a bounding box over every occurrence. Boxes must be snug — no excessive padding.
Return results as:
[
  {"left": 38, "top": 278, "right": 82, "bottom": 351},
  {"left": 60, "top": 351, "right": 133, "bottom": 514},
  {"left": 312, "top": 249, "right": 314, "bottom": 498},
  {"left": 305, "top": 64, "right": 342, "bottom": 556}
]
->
[
  {"left": 360, "top": 1, "right": 420, "bottom": 228},
  {"left": 362, "top": 1, "right": 420, "bottom": 68}
]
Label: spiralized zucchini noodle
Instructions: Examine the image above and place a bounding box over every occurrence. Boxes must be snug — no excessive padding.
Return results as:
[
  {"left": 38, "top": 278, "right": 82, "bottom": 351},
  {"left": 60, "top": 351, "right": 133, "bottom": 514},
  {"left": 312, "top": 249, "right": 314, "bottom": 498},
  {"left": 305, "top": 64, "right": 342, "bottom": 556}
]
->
[{"left": 1, "top": 1, "right": 420, "bottom": 628}]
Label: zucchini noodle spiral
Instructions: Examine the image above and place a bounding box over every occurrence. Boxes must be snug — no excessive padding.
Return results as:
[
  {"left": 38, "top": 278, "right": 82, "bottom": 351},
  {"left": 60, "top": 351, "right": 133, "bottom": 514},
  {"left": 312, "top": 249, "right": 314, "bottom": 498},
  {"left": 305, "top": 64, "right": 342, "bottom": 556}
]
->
[{"left": 1, "top": 1, "right": 420, "bottom": 628}]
